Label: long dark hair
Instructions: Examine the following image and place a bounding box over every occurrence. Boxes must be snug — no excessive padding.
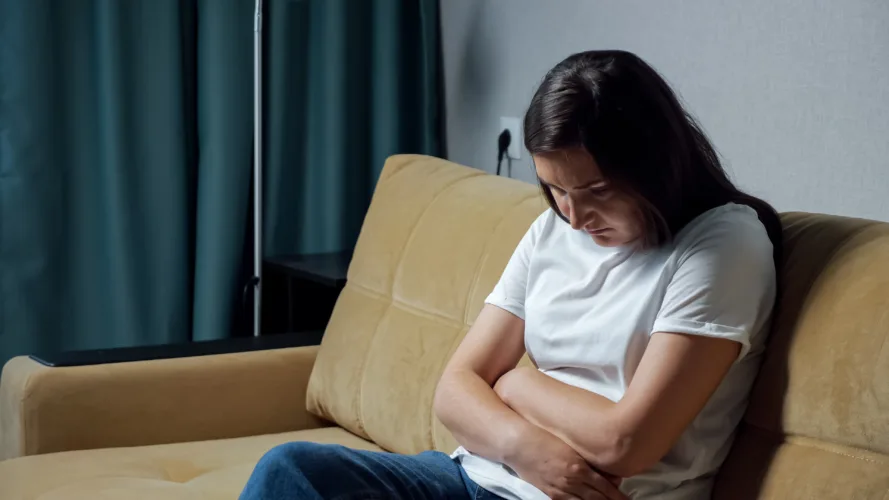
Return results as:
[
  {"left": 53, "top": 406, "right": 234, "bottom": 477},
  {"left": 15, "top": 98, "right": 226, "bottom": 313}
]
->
[{"left": 524, "top": 50, "right": 782, "bottom": 260}]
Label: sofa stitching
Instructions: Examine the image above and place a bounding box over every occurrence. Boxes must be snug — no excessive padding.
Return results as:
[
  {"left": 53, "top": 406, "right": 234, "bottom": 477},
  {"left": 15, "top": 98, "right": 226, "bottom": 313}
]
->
[
  {"left": 784, "top": 435, "right": 888, "bottom": 465},
  {"left": 349, "top": 282, "right": 463, "bottom": 328},
  {"left": 354, "top": 301, "right": 394, "bottom": 441},
  {"left": 362, "top": 169, "right": 482, "bottom": 452},
  {"left": 389, "top": 173, "right": 486, "bottom": 304},
  {"left": 461, "top": 194, "right": 539, "bottom": 326},
  {"left": 341, "top": 285, "right": 466, "bottom": 453},
  {"left": 746, "top": 424, "right": 889, "bottom": 465},
  {"left": 429, "top": 193, "right": 539, "bottom": 451}
]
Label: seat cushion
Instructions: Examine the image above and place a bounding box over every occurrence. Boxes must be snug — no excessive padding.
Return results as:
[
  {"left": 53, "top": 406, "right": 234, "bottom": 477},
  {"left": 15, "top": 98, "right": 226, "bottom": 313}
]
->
[{"left": 0, "top": 427, "right": 381, "bottom": 500}]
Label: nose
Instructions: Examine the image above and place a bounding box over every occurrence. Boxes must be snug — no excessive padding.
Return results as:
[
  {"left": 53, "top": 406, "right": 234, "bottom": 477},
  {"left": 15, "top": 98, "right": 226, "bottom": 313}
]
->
[{"left": 567, "top": 197, "right": 585, "bottom": 230}]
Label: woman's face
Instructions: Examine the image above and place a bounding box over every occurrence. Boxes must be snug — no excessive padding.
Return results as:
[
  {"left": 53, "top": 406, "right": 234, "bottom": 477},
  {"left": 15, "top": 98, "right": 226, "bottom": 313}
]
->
[{"left": 534, "top": 148, "right": 643, "bottom": 248}]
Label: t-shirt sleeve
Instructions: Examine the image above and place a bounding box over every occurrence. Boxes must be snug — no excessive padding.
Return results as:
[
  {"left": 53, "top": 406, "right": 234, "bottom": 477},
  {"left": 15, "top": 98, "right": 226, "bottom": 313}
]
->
[
  {"left": 484, "top": 213, "right": 546, "bottom": 320},
  {"left": 652, "top": 208, "right": 777, "bottom": 361}
]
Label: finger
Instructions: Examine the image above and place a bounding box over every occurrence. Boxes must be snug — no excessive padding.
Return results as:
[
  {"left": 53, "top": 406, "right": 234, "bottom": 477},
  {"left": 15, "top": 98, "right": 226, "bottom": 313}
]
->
[
  {"left": 582, "top": 471, "right": 628, "bottom": 500},
  {"left": 602, "top": 473, "right": 622, "bottom": 486},
  {"left": 561, "top": 485, "right": 605, "bottom": 500},
  {"left": 549, "top": 491, "right": 584, "bottom": 500},
  {"left": 558, "top": 479, "right": 607, "bottom": 500}
]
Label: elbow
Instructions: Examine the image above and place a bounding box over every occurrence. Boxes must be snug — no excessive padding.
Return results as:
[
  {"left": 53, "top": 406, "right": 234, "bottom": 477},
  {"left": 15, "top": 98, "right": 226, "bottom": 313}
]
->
[
  {"left": 433, "top": 371, "right": 458, "bottom": 424},
  {"left": 591, "top": 432, "right": 661, "bottom": 478}
]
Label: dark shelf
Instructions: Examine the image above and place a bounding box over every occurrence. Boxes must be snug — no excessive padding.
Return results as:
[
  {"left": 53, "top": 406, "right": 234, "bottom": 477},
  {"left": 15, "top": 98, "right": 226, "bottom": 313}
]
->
[
  {"left": 29, "top": 331, "right": 324, "bottom": 367},
  {"left": 264, "top": 250, "right": 352, "bottom": 289}
]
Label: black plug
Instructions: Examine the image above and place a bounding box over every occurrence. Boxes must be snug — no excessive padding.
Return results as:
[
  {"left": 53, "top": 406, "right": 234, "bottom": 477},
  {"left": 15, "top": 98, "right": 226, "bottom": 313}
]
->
[{"left": 496, "top": 128, "right": 512, "bottom": 176}]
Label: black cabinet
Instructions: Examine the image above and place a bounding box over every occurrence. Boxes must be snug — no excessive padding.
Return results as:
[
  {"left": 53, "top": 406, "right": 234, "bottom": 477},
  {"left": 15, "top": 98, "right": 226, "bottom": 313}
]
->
[{"left": 261, "top": 251, "right": 351, "bottom": 334}]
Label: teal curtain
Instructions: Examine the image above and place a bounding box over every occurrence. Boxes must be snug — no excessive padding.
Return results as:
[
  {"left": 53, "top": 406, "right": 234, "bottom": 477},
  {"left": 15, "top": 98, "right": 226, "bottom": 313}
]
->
[
  {"left": 263, "top": 0, "right": 442, "bottom": 255},
  {"left": 0, "top": 0, "right": 441, "bottom": 364}
]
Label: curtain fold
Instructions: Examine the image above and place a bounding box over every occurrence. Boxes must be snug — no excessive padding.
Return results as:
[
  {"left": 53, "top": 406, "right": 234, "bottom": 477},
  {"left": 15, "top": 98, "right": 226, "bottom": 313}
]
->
[
  {"left": 190, "top": 0, "right": 255, "bottom": 341},
  {"left": 0, "top": 0, "right": 442, "bottom": 364},
  {"left": 1, "top": 0, "right": 196, "bottom": 358},
  {"left": 263, "top": 0, "right": 443, "bottom": 256}
]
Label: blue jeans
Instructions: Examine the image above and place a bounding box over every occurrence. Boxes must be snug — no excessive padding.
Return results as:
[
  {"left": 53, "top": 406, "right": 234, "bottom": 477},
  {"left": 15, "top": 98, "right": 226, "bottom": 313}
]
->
[{"left": 240, "top": 442, "right": 502, "bottom": 500}]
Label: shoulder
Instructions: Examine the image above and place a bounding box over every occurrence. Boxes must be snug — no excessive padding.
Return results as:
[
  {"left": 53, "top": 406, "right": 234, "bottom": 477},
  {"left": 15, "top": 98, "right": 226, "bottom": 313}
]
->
[
  {"left": 672, "top": 203, "right": 774, "bottom": 266},
  {"left": 524, "top": 208, "right": 560, "bottom": 243}
]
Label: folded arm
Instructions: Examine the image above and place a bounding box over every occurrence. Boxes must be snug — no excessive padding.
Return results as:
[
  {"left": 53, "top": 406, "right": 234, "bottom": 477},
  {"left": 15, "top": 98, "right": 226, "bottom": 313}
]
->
[
  {"left": 433, "top": 305, "right": 535, "bottom": 463},
  {"left": 494, "top": 331, "right": 740, "bottom": 477},
  {"left": 434, "top": 305, "right": 626, "bottom": 500}
]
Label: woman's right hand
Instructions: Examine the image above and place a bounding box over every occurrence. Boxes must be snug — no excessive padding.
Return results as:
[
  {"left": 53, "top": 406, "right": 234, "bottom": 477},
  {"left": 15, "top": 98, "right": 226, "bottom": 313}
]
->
[{"left": 506, "top": 427, "right": 627, "bottom": 500}]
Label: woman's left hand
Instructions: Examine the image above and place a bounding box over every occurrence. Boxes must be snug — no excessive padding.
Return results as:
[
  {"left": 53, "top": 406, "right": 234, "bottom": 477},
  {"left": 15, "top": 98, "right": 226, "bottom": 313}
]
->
[{"left": 494, "top": 367, "right": 625, "bottom": 490}]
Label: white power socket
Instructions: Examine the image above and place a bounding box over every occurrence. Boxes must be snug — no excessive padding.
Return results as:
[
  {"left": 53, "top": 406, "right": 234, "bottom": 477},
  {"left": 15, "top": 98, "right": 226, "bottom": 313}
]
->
[{"left": 500, "top": 116, "right": 522, "bottom": 160}]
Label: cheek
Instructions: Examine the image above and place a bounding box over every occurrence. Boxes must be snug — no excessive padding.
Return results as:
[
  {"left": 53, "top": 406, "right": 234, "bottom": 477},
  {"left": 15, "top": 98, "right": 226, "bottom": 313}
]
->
[
  {"left": 554, "top": 196, "right": 570, "bottom": 216},
  {"left": 614, "top": 199, "right": 643, "bottom": 232}
]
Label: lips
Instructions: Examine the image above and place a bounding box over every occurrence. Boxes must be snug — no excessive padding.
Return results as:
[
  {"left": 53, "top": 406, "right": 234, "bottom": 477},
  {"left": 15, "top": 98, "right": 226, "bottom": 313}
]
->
[{"left": 585, "top": 228, "right": 609, "bottom": 235}]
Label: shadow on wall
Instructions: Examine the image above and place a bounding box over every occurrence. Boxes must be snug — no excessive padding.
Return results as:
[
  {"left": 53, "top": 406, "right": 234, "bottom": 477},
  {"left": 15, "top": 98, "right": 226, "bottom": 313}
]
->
[{"left": 454, "top": 0, "right": 491, "bottom": 122}]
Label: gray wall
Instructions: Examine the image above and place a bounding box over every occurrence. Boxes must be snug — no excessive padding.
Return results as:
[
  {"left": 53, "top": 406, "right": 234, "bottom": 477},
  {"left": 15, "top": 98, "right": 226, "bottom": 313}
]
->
[{"left": 441, "top": 0, "right": 889, "bottom": 221}]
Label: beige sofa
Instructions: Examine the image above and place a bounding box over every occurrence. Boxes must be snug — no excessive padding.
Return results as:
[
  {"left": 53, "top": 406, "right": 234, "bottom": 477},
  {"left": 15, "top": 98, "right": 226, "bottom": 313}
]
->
[{"left": 1, "top": 155, "right": 888, "bottom": 499}]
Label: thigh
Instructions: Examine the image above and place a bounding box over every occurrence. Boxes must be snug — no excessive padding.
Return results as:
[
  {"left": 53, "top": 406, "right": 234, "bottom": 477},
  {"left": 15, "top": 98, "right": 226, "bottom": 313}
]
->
[{"left": 241, "top": 441, "right": 480, "bottom": 500}]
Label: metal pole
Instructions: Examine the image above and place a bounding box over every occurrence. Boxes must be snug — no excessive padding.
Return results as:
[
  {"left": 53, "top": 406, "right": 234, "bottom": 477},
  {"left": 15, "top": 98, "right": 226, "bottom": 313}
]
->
[{"left": 253, "top": 0, "right": 263, "bottom": 337}]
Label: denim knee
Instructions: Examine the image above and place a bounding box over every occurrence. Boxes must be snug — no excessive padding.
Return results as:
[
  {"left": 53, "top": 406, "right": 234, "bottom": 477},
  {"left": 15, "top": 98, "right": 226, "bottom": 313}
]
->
[
  {"left": 258, "top": 442, "right": 318, "bottom": 468},
  {"left": 257, "top": 441, "right": 345, "bottom": 475}
]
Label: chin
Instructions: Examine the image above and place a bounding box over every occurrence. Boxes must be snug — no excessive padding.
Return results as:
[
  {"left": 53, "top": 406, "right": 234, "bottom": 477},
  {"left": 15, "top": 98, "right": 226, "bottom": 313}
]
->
[{"left": 591, "top": 234, "right": 624, "bottom": 247}]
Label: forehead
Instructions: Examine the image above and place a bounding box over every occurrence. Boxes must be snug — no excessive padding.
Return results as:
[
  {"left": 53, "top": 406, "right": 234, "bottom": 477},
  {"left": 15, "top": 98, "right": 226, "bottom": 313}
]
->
[{"left": 533, "top": 148, "right": 604, "bottom": 187}]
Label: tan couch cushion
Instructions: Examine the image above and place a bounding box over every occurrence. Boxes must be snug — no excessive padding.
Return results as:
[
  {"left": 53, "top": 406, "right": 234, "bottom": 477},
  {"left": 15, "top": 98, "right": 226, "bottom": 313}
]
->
[
  {"left": 714, "top": 213, "right": 889, "bottom": 498},
  {"left": 0, "top": 427, "right": 380, "bottom": 500},
  {"left": 306, "top": 155, "right": 545, "bottom": 454}
]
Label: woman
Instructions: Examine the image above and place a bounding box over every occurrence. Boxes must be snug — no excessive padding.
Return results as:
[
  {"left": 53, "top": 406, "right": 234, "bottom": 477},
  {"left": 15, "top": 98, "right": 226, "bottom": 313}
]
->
[{"left": 240, "top": 50, "right": 780, "bottom": 500}]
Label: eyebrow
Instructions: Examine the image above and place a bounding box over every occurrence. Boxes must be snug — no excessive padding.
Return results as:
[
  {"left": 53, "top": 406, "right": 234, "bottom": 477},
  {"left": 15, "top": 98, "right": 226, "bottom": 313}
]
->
[{"left": 539, "top": 178, "right": 607, "bottom": 190}]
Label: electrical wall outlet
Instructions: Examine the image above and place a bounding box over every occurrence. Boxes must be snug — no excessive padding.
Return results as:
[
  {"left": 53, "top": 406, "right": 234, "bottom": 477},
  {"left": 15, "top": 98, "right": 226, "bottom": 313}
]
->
[{"left": 500, "top": 116, "right": 522, "bottom": 160}]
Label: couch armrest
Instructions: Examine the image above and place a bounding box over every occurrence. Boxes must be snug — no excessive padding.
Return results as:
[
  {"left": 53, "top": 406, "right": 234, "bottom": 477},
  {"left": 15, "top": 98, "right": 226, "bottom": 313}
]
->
[{"left": 1, "top": 339, "right": 329, "bottom": 460}]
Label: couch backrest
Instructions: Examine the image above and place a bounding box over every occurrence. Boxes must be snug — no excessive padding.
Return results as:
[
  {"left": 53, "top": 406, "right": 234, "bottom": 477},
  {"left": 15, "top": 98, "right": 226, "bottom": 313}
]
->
[
  {"left": 307, "top": 155, "right": 889, "bottom": 496},
  {"left": 713, "top": 213, "right": 889, "bottom": 498},
  {"left": 306, "top": 155, "right": 544, "bottom": 453}
]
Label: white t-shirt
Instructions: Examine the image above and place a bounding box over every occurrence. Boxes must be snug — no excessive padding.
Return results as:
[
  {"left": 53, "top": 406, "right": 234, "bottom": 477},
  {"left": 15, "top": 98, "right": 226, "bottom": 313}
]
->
[{"left": 452, "top": 203, "right": 776, "bottom": 500}]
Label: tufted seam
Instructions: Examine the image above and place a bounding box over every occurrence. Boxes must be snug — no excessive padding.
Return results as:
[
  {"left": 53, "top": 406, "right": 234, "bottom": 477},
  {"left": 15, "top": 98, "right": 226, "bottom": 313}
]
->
[
  {"left": 745, "top": 424, "right": 889, "bottom": 465},
  {"left": 351, "top": 167, "right": 484, "bottom": 452},
  {"left": 389, "top": 173, "right": 486, "bottom": 304},
  {"left": 182, "top": 463, "right": 249, "bottom": 484},
  {"left": 160, "top": 462, "right": 209, "bottom": 484},
  {"left": 461, "top": 194, "right": 539, "bottom": 326},
  {"left": 428, "top": 194, "right": 538, "bottom": 450},
  {"left": 349, "top": 282, "right": 464, "bottom": 329},
  {"left": 784, "top": 435, "right": 889, "bottom": 465},
  {"left": 355, "top": 301, "right": 394, "bottom": 444}
]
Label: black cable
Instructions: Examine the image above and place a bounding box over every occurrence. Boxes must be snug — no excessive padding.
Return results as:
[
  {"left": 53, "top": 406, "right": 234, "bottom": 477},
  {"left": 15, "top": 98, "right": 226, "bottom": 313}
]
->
[
  {"left": 496, "top": 129, "right": 511, "bottom": 176},
  {"left": 242, "top": 275, "right": 260, "bottom": 335}
]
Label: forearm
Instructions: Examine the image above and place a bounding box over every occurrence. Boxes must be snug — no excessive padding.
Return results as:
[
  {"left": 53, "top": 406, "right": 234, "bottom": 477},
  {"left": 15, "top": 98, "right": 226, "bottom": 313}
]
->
[
  {"left": 497, "top": 368, "right": 631, "bottom": 474},
  {"left": 434, "top": 368, "right": 536, "bottom": 464}
]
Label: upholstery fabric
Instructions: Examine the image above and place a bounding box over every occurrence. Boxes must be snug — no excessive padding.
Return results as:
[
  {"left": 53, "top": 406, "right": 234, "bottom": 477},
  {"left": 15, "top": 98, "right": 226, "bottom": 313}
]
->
[
  {"left": 1, "top": 155, "right": 888, "bottom": 499},
  {"left": 0, "top": 427, "right": 380, "bottom": 500},
  {"left": 713, "top": 213, "right": 889, "bottom": 498},
  {"left": 306, "top": 155, "right": 546, "bottom": 454},
  {"left": 714, "top": 425, "right": 889, "bottom": 499},
  {"left": 0, "top": 346, "right": 327, "bottom": 460}
]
